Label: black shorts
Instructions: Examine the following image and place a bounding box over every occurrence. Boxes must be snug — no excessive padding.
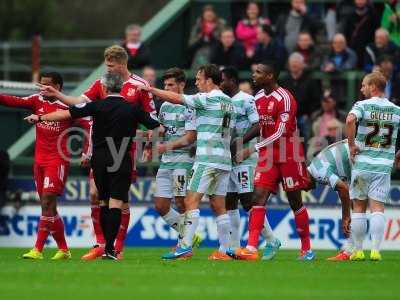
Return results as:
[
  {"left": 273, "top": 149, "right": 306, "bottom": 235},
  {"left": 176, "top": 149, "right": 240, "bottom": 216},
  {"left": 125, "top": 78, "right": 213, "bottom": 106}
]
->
[{"left": 91, "top": 148, "right": 132, "bottom": 203}]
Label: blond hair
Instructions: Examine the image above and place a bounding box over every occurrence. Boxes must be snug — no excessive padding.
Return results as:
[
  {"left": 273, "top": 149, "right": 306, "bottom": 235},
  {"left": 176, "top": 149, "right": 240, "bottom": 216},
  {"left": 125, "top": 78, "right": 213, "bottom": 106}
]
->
[
  {"left": 104, "top": 45, "right": 128, "bottom": 64},
  {"left": 364, "top": 72, "right": 387, "bottom": 92}
]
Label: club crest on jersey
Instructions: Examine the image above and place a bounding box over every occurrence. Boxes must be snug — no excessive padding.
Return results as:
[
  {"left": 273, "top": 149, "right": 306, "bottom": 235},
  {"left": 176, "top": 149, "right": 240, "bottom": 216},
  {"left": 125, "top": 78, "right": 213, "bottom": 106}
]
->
[
  {"left": 127, "top": 88, "right": 136, "bottom": 97},
  {"left": 280, "top": 113, "right": 289, "bottom": 122}
]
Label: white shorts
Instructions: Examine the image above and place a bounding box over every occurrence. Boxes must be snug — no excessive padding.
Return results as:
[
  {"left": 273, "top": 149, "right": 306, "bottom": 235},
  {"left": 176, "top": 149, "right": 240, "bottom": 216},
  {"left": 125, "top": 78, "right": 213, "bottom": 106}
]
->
[
  {"left": 227, "top": 165, "right": 255, "bottom": 194},
  {"left": 188, "top": 163, "right": 230, "bottom": 196},
  {"left": 154, "top": 168, "right": 190, "bottom": 198},
  {"left": 349, "top": 170, "right": 390, "bottom": 203}
]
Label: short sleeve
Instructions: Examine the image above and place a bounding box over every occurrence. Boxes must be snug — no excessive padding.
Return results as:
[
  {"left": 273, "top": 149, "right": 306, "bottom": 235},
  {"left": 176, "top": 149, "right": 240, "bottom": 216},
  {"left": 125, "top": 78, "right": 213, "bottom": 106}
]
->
[
  {"left": 69, "top": 102, "right": 97, "bottom": 119},
  {"left": 82, "top": 80, "right": 105, "bottom": 102},
  {"left": 245, "top": 96, "right": 259, "bottom": 124},
  {"left": 349, "top": 101, "right": 364, "bottom": 121},
  {"left": 139, "top": 89, "right": 156, "bottom": 113},
  {"left": 184, "top": 107, "right": 196, "bottom": 131},
  {"left": 182, "top": 93, "right": 206, "bottom": 109},
  {"left": 327, "top": 169, "right": 340, "bottom": 189}
]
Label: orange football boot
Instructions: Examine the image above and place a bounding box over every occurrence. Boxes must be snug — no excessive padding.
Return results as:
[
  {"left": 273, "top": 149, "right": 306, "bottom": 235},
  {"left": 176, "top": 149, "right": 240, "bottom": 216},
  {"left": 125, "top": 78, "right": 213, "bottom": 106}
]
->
[
  {"left": 327, "top": 251, "right": 350, "bottom": 261},
  {"left": 234, "top": 247, "right": 259, "bottom": 261},
  {"left": 81, "top": 246, "right": 104, "bottom": 261},
  {"left": 208, "top": 250, "right": 233, "bottom": 261}
]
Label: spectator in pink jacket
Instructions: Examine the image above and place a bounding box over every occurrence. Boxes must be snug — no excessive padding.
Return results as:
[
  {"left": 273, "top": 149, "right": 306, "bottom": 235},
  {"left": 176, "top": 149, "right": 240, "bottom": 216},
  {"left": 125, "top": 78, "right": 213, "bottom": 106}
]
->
[{"left": 235, "top": 1, "right": 271, "bottom": 58}]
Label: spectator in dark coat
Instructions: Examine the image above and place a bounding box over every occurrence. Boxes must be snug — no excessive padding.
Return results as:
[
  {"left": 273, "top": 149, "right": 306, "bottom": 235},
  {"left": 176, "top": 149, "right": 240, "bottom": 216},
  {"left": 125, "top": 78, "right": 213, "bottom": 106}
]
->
[
  {"left": 374, "top": 55, "right": 400, "bottom": 105},
  {"left": 275, "top": 0, "right": 320, "bottom": 53},
  {"left": 341, "top": 0, "right": 379, "bottom": 69},
  {"left": 280, "top": 52, "right": 321, "bottom": 142},
  {"left": 364, "top": 28, "right": 399, "bottom": 72},
  {"left": 187, "top": 5, "right": 226, "bottom": 69},
  {"left": 121, "top": 24, "right": 151, "bottom": 70},
  {"left": 294, "top": 31, "right": 322, "bottom": 70},
  {"left": 251, "top": 25, "right": 287, "bottom": 71},
  {"left": 210, "top": 28, "right": 246, "bottom": 70}
]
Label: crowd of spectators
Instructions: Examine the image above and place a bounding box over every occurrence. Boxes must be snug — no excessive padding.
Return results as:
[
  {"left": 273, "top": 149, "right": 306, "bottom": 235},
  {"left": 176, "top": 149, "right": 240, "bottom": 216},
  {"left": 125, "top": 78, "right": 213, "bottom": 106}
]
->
[{"left": 123, "top": 0, "right": 400, "bottom": 159}]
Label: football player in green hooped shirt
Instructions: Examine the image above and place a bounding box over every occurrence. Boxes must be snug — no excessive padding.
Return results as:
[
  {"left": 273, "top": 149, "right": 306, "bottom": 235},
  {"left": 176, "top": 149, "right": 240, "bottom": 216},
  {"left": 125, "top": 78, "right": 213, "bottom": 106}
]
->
[{"left": 346, "top": 71, "right": 400, "bottom": 261}]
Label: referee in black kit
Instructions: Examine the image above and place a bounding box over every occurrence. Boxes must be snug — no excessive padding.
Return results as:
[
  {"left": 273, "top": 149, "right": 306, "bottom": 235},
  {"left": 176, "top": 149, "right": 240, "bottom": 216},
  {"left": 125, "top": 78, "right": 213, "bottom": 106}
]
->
[{"left": 25, "top": 73, "right": 160, "bottom": 260}]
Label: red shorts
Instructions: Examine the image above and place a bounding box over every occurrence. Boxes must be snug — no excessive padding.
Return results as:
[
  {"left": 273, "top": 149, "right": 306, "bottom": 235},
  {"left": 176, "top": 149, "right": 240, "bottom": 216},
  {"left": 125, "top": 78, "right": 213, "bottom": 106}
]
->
[
  {"left": 33, "top": 162, "right": 69, "bottom": 197},
  {"left": 254, "top": 160, "right": 310, "bottom": 194}
]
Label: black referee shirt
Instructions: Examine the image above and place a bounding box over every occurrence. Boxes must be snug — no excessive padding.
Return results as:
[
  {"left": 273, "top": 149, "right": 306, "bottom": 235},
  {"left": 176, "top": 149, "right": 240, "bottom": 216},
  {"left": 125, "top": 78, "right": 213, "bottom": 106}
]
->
[{"left": 69, "top": 95, "right": 159, "bottom": 152}]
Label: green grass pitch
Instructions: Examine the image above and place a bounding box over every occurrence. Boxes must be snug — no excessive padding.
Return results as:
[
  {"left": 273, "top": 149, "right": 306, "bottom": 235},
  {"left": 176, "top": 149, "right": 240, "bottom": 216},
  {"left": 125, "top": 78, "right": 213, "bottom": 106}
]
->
[{"left": 0, "top": 248, "right": 398, "bottom": 300}]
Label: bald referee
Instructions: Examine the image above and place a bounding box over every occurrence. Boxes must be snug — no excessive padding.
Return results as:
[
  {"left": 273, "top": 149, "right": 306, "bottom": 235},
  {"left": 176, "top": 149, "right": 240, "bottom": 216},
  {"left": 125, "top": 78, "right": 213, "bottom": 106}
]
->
[{"left": 25, "top": 73, "right": 160, "bottom": 260}]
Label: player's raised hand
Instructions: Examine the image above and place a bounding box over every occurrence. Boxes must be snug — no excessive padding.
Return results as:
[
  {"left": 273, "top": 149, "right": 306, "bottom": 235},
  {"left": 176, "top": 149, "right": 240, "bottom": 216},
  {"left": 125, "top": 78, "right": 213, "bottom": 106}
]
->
[
  {"left": 36, "top": 83, "right": 59, "bottom": 97},
  {"left": 24, "top": 114, "right": 40, "bottom": 124},
  {"left": 137, "top": 84, "right": 151, "bottom": 92}
]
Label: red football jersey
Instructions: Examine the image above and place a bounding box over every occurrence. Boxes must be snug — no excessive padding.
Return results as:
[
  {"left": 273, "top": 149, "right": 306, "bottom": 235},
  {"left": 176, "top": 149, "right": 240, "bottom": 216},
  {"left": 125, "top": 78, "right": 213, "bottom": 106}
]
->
[
  {"left": 254, "top": 87, "right": 304, "bottom": 163},
  {"left": 0, "top": 94, "right": 90, "bottom": 164},
  {"left": 82, "top": 74, "right": 155, "bottom": 112}
]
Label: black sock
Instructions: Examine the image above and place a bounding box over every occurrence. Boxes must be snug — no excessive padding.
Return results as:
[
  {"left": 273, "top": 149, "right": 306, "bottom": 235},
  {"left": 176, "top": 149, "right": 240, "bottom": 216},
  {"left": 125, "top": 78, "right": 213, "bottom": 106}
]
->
[
  {"left": 100, "top": 205, "right": 109, "bottom": 244},
  {"left": 105, "top": 208, "right": 121, "bottom": 253}
]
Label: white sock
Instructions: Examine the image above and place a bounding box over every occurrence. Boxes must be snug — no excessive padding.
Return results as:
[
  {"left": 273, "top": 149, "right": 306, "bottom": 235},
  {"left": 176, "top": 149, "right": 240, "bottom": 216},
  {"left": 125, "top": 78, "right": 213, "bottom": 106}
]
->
[
  {"left": 227, "top": 209, "right": 241, "bottom": 249},
  {"left": 162, "top": 208, "right": 181, "bottom": 232},
  {"left": 182, "top": 209, "right": 200, "bottom": 248},
  {"left": 177, "top": 213, "right": 185, "bottom": 247},
  {"left": 342, "top": 237, "right": 354, "bottom": 255},
  {"left": 216, "top": 214, "right": 231, "bottom": 253},
  {"left": 351, "top": 213, "right": 367, "bottom": 251},
  {"left": 370, "top": 212, "right": 386, "bottom": 251},
  {"left": 261, "top": 215, "right": 275, "bottom": 242}
]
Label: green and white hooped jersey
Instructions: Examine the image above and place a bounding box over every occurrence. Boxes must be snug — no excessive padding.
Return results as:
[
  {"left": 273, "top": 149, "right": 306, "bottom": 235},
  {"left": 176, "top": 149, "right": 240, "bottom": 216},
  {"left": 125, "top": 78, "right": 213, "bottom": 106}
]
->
[
  {"left": 158, "top": 102, "right": 196, "bottom": 170},
  {"left": 231, "top": 91, "right": 259, "bottom": 167},
  {"left": 182, "top": 89, "right": 235, "bottom": 171},
  {"left": 349, "top": 97, "right": 400, "bottom": 174},
  {"left": 309, "top": 139, "right": 351, "bottom": 188}
]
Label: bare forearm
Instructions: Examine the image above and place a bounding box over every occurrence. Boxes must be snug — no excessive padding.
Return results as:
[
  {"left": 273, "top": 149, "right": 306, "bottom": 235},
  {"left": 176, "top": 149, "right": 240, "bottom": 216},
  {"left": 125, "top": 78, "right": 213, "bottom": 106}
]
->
[
  {"left": 242, "top": 123, "right": 260, "bottom": 144},
  {"left": 336, "top": 182, "right": 351, "bottom": 218},
  {"left": 346, "top": 115, "right": 357, "bottom": 146},
  {"left": 41, "top": 110, "right": 71, "bottom": 121},
  {"left": 149, "top": 87, "right": 183, "bottom": 104},
  {"left": 58, "top": 93, "right": 86, "bottom": 106},
  {"left": 167, "top": 131, "right": 196, "bottom": 150}
]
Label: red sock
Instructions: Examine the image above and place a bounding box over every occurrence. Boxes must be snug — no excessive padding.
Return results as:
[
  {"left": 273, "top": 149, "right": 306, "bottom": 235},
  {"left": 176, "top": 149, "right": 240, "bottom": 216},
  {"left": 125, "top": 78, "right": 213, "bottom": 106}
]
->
[
  {"left": 91, "top": 205, "right": 105, "bottom": 247},
  {"left": 35, "top": 216, "right": 53, "bottom": 252},
  {"left": 115, "top": 208, "right": 130, "bottom": 253},
  {"left": 52, "top": 215, "right": 69, "bottom": 251},
  {"left": 247, "top": 206, "right": 266, "bottom": 249},
  {"left": 294, "top": 206, "right": 311, "bottom": 252}
]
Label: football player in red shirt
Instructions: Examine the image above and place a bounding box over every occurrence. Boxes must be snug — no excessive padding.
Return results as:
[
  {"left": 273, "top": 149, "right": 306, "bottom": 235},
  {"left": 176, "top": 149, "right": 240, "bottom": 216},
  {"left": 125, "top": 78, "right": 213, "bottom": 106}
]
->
[
  {"left": 229, "top": 63, "right": 314, "bottom": 261},
  {"left": 39, "top": 45, "right": 155, "bottom": 260},
  {"left": 0, "top": 72, "right": 90, "bottom": 260}
]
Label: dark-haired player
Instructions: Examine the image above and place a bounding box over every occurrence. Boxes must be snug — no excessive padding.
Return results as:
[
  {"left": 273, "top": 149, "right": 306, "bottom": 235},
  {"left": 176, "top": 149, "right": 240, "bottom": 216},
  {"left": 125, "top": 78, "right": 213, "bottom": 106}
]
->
[
  {"left": 228, "top": 63, "right": 314, "bottom": 261},
  {"left": 39, "top": 45, "right": 155, "bottom": 260},
  {"left": 221, "top": 66, "right": 281, "bottom": 259},
  {"left": 0, "top": 72, "right": 90, "bottom": 259}
]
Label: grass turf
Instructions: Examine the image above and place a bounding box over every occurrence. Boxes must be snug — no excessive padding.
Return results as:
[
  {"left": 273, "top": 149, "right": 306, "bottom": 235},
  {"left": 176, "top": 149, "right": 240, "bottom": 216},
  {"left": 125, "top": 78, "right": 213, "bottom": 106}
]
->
[{"left": 0, "top": 248, "right": 398, "bottom": 300}]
